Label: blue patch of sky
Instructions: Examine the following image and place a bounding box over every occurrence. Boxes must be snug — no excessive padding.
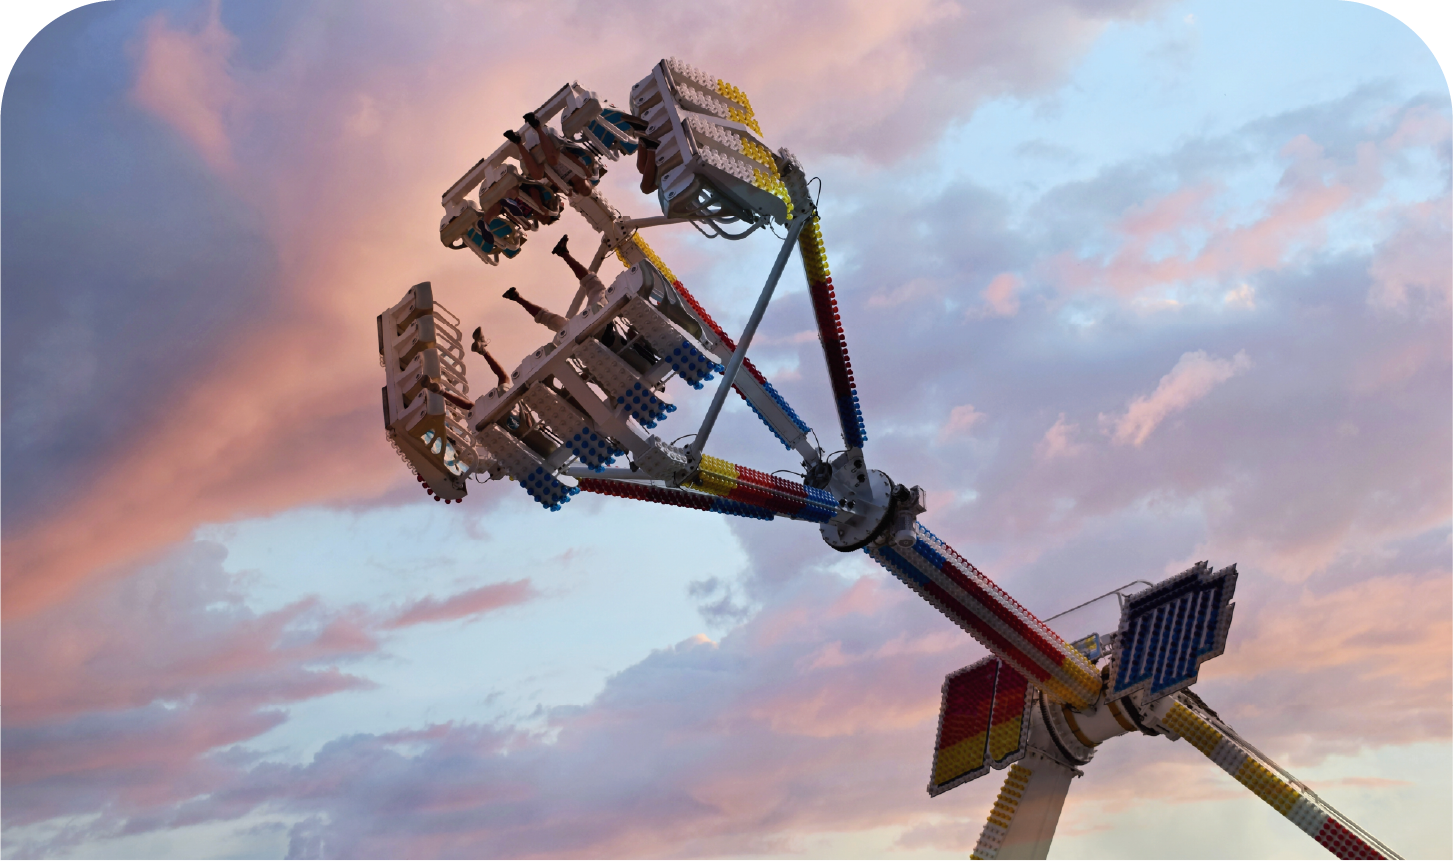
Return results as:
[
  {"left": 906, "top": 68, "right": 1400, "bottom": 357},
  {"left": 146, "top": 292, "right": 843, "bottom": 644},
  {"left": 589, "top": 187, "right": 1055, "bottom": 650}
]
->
[
  {"left": 196, "top": 495, "right": 753, "bottom": 760},
  {"left": 937, "top": 0, "right": 1446, "bottom": 218}
]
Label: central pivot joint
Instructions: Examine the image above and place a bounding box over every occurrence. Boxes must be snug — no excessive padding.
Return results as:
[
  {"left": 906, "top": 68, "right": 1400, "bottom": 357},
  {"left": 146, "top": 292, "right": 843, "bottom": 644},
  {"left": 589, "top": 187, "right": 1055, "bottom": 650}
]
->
[{"left": 818, "top": 449, "right": 927, "bottom": 552}]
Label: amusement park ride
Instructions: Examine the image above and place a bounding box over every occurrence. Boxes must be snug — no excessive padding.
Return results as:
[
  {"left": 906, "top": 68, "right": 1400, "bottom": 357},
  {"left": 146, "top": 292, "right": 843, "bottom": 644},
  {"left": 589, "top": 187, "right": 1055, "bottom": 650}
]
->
[{"left": 378, "top": 59, "right": 1399, "bottom": 859}]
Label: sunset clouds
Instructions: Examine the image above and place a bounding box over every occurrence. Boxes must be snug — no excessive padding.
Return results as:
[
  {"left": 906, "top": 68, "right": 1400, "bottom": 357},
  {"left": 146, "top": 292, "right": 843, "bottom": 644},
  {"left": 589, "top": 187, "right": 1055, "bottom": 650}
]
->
[
  {"left": 3, "top": 1, "right": 1449, "bottom": 858},
  {"left": 1105, "top": 349, "right": 1251, "bottom": 446},
  {"left": 130, "top": 1, "right": 240, "bottom": 173}
]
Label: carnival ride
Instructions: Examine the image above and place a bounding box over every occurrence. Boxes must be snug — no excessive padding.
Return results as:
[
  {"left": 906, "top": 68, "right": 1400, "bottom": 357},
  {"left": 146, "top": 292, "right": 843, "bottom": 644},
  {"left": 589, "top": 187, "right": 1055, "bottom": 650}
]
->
[{"left": 377, "top": 59, "right": 1400, "bottom": 860}]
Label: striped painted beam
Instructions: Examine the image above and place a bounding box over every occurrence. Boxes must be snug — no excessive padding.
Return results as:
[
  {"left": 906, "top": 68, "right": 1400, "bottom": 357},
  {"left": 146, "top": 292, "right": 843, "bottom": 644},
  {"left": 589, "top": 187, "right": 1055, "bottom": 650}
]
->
[
  {"left": 798, "top": 214, "right": 867, "bottom": 449},
  {"left": 1158, "top": 696, "right": 1399, "bottom": 860},
  {"left": 576, "top": 476, "right": 776, "bottom": 521},
  {"left": 868, "top": 523, "right": 1102, "bottom": 710},
  {"left": 684, "top": 455, "right": 838, "bottom": 523}
]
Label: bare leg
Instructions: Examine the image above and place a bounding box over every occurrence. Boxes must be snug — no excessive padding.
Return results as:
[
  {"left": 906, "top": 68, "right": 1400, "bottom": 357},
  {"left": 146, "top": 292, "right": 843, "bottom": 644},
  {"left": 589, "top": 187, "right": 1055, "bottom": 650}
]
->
[
  {"left": 504, "top": 130, "right": 545, "bottom": 180},
  {"left": 503, "top": 286, "right": 545, "bottom": 318},
  {"left": 503, "top": 287, "right": 566, "bottom": 332},
  {"left": 471, "top": 327, "right": 511, "bottom": 390},
  {"left": 525, "top": 113, "right": 593, "bottom": 195},
  {"left": 551, "top": 235, "right": 589, "bottom": 280},
  {"left": 524, "top": 113, "right": 560, "bottom": 167}
]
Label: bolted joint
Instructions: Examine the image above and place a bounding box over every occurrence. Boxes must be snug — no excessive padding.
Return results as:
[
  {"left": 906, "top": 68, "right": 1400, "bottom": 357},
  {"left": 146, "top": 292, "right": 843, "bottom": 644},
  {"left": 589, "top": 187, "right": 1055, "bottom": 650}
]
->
[
  {"left": 803, "top": 460, "right": 833, "bottom": 489},
  {"left": 877, "top": 484, "right": 928, "bottom": 549}
]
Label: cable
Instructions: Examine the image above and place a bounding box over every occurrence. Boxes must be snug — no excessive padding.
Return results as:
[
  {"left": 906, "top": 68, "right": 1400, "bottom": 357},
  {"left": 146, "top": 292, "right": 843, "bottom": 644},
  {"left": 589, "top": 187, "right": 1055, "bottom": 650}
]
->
[{"left": 1043, "top": 580, "right": 1156, "bottom": 624}]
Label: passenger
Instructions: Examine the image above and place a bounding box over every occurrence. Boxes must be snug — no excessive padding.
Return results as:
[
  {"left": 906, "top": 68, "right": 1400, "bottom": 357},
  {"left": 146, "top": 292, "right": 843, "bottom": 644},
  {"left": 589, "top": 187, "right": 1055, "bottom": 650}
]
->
[
  {"left": 506, "top": 114, "right": 596, "bottom": 197},
  {"left": 469, "top": 213, "right": 523, "bottom": 260},
  {"left": 471, "top": 327, "right": 512, "bottom": 391},
  {"left": 526, "top": 112, "right": 602, "bottom": 192},
  {"left": 472, "top": 327, "right": 535, "bottom": 434},
  {"left": 504, "top": 181, "right": 562, "bottom": 223},
  {"left": 502, "top": 287, "right": 567, "bottom": 332},
  {"left": 597, "top": 108, "right": 649, "bottom": 155},
  {"left": 551, "top": 234, "right": 606, "bottom": 309},
  {"left": 637, "top": 137, "right": 660, "bottom": 193}
]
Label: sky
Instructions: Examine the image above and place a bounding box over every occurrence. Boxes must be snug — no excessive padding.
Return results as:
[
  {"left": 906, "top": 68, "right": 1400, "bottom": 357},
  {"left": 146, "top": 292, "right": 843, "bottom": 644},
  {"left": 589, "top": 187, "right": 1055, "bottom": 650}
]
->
[{"left": 1, "top": 1, "right": 1449, "bottom": 859}]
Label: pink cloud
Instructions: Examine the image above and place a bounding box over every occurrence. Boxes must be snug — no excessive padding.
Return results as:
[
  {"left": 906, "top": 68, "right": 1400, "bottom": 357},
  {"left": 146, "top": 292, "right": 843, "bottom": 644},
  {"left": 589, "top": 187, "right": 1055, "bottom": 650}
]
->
[
  {"left": 10, "top": 560, "right": 1440, "bottom": 857},
  {"left": 1102, "top": 349, "right": 1251, "bottom": 446},
  {"left": 936, "top": 404, "right": 986, "bottom": 442},
  {"left": 1041, "top": 111, "right": 1444, "bottom": 302},
  {"left": 868, "top": 277, "right": 943, "bottom": 308},
  {"left": 0, "top": 540, "right": 551, "bottom": 839},
  {"left": 1036, "top": 412, "right": 1084, "bottom": 460},
  {"left": 383, "top": 579, "right": 537, "bottom": 628},
  {"left": 1, "top": 547, "right": 377, "bottom": 729},
  {"left": 978, "top": 272, "right": 1023, "bottom": 317},
  {"left": 1218, "top": 574, "right": 1452, "bottom": 687},
  {"left": 1368, "top": 197, "right": 1452, "bottom": 312},
  {"left": 130, "top": 1, "right": 240, "bottom": 174}
]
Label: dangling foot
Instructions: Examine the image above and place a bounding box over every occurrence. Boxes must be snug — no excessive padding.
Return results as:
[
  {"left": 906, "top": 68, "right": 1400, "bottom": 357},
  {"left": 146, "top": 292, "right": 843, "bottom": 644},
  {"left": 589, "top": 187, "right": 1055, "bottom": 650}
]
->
[
  {"left": 639, "top": 138, "right": 660, "bottom": 194},
  {"left": 615, "top": 112, "right": 650, "bottom": 132},
  {"left": 471, "top": 327, "right": 489, "bottom": 354},
  {"left": 503, "top": 129, "right": 522, "bottom": 144},
  {"left": 523, "top": 112, "right": 541, "bottom": 128},
  {"left": 503, "top": 287, "right": 520, "bottom": 301},
  {"left": 552, "top": 235, "right": 569, "bottom": 257}
]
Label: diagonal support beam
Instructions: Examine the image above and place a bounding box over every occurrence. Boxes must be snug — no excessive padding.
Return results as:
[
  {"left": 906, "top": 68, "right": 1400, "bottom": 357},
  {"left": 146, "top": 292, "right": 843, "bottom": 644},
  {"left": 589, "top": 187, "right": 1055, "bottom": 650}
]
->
[
  {"left": 799, "top": 214, "right": 867, "bottom": 448},
  {"left": 687, "top": 213, "right": 809, "bottom": 461},
  {"left": 615, "top": 232, "right": 819, "bottom": 462}
]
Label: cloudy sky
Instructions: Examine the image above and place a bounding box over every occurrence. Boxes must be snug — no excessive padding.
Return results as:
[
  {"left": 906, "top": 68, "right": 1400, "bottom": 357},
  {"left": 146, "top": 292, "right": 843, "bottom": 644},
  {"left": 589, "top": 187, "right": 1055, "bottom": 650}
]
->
[{"left": 2, "top": 1, "right": 1449, "bottom": 858}]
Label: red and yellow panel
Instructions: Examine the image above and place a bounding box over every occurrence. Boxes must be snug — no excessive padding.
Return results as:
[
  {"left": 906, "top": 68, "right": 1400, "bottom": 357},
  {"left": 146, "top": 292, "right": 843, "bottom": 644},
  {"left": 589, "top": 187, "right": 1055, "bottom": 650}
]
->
[{"left": 929, "top": 657, "right": 1032, "bottom": 796}]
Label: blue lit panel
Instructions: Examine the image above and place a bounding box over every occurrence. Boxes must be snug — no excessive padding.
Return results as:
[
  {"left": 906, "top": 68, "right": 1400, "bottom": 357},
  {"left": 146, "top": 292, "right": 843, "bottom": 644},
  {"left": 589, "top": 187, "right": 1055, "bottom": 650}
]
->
[{"left": 1109, "top": 562, "right": 1237, "bottom": 702}]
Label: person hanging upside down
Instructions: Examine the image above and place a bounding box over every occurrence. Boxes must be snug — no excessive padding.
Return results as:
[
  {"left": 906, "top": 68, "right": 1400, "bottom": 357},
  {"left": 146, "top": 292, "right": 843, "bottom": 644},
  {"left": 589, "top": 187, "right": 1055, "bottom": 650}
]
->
[
  {"left": 504, "top": 113, "right": 596, "bottom": 197},
  {"left": 502, "top": 286, "right": 568, "bottom": 332},
  {"left": 636, "top": 137, "right": 660, "bottom": 194},
  {"left": 472, "top": 326, "right": 536, "bottom": 435},
  {"left": 551, "top": 234, "right": 606, "bottom": 309},
  {"left": 503, "top": 180, "right": 562, "bottom": 224},
  {"left": 527, "top": 112, "right": 602, "bottom": 192},
  {"left": 471, "top": 327, "right": 512, "bottom": 391}
]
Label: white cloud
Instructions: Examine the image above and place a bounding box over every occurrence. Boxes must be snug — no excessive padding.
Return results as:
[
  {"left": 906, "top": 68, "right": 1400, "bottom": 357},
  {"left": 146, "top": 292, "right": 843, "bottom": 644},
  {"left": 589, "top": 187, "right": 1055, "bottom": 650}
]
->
[
  {"left": 1224, "top": 282, "right": 1256, "bottom": 309},
  {"left": 1104, "top": 350, "right": 1251, "bottom": 446}
]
